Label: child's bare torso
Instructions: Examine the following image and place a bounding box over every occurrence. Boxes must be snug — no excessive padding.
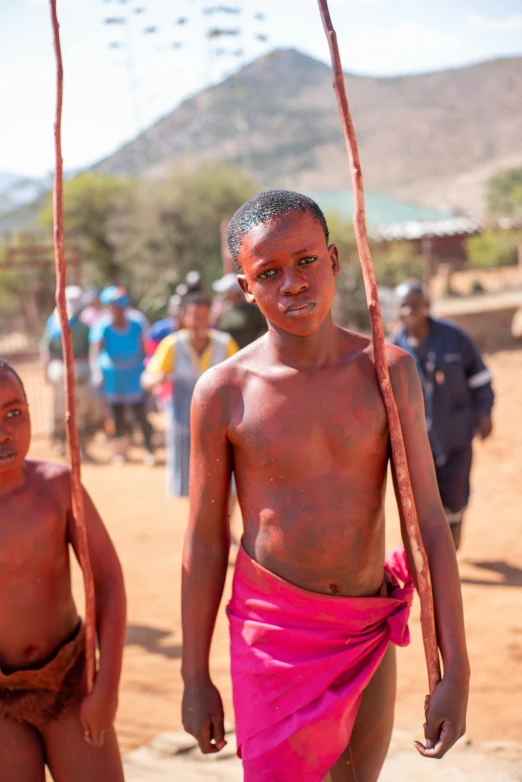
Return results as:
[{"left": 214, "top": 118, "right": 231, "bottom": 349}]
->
[
  {"left": 225, "top": 330, "right": 391, "bottom": 597},
  {"left": 0, "top": 460, "right": 79, "bottom": 672}
]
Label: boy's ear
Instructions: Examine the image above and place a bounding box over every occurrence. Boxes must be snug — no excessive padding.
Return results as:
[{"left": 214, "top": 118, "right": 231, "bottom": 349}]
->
[
  {"left": 238, "top": 275, "right": 256, "bottom": 304},
  {"left": 329, "top": 243, "right": 340, "bottom": 276}
]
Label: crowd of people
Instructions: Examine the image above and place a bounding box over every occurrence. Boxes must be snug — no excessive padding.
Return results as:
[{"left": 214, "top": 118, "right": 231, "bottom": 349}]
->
[
  {"left": 39, "top": 266, "right": 494, "bottom": 552},
  {"left": 2, "top": 188, "right": 500, "bottom": 781},
  {"left": 40, "top": 270, "right": 267, "bottom": 490}
]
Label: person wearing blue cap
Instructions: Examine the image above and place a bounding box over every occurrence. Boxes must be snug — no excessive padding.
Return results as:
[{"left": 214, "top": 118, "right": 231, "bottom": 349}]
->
[
  {"left": 90, "top": 286, "right": 155, "bottom": 465},
  {"left": 41, "top": 286, "right": 103, "bottom": 457}
]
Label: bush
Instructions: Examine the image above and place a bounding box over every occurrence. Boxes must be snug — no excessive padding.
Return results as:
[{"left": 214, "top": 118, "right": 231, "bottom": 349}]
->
[
  {"left": 488, "top": 168, "right": 522, "bottom": 219},
  {"left": 37, "top": 165, "right": 257, "bottom": 322},
  {"left": 466, "top": 229, "right": 522, "bottom": 269},
  {"left": 326, "top": 213, "right": 423, "bottom": 330}
]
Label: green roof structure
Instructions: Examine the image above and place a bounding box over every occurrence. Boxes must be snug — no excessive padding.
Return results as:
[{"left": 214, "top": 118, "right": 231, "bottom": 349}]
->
[{"left": 308, "top": 189, "right": 452, "bottom": 228}]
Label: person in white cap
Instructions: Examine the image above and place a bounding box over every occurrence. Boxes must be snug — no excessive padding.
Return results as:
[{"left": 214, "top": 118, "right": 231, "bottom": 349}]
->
[
  {"left": 212, "top": 273, "right": 267, "bottom": 349},
  {"left": 40, "top": 286, "right": 103, "bottom": 457}
]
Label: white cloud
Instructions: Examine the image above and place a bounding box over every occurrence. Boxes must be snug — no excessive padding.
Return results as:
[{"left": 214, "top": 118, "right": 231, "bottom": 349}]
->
[
  {"left": 349, "top": 22, "right": 458, "bottom": 56},
  {"left": 467, "top": 13, "right": 522, "bottom": 33}
]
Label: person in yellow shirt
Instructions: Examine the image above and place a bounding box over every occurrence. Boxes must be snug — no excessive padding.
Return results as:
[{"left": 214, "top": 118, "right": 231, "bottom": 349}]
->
[{"left": 142, "top": 293, "right": 238, "bottom": 496}]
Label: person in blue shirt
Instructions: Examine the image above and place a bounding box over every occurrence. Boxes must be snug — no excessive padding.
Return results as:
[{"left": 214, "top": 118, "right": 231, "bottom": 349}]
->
[
  {"left": 40, "top": 286, "right": 103, "bottom": 457},
  {"left": 391, "top": 280, "right": 494, "bottom": 550},
  {"left": 90, "top": 287, "right": 155, "bottom": 465},
  {"left": 147, "top": 294, "right": 182, "bottom": 353}
]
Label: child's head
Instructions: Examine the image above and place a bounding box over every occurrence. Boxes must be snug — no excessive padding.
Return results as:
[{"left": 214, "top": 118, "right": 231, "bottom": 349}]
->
[
  {"left": 227, "top": 190, "right": 339, "bottom": 337},
  {"left": 181, "top": 293, "right": 212, "bottom": 342},
  {"left": 0, "top": 359, "right": 31, "bottom": 473}
]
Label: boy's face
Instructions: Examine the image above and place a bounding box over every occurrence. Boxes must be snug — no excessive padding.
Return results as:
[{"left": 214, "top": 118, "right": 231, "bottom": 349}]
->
[
  {"left": 236, "top": 212, "right": 339, "bottom": 337},
  {"left": 184, "top": 304, "right": 210, "bottom": 341},
  {"left": 0, "top": 370, "right": 31, "bottom": 474}
]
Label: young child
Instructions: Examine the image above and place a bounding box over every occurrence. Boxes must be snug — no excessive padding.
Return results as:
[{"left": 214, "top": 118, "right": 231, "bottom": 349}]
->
[
  {"left": 0, "top": 359, "right": 126, "bottom": 782},
  {"left": 181, "top": 191, "right": 470, "bottom": 781}
]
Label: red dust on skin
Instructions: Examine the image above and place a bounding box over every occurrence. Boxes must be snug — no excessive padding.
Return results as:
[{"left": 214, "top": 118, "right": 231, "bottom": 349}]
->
[
  {"left": 0, "top": 367, "right": 126, "bottom": 780},
  {"left": 181, "top": 210, "right": 469, "bottom": 770}
]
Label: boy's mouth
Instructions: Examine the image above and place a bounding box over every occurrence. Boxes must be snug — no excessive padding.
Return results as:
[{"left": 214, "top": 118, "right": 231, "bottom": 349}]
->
[
  {"left": 283, "top": 302, "right": 316, "bottom": 318},
  {"left": 0, "top": 449, "right": 17, "bottom": 463}
]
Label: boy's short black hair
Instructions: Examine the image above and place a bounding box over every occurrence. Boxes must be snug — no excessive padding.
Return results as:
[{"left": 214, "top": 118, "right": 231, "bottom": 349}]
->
[
  {"left": 180, "top": 292, "right": 212, "bottom": 313},
  {"left": 0, "top": 358, "right": 27, "bottom": 398},
  {"left": 227, "top": 190, "right": 330, "bottom": 271}
]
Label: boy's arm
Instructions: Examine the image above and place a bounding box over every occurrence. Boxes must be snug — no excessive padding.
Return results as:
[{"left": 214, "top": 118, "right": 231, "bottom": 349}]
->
[
  {"left": 388, "top": 347, "right": 470, "bottom": 759},
  {"left": 141, "top": 335, "right": 174, "bottom": 390},
  {"left": 66, "top": 481, "right": 127, "bottom": 746},
  {"left": 459, "top": 330, "right": 494, "bottom": 440},
  {"left": 181, "top": 368, "right": 233, "bottom": 754}
]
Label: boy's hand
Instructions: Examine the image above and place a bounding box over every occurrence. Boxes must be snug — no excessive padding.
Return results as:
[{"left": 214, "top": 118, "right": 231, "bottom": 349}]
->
[
  {"left": 476, "top": 414, "right": 493, "bottom": 441},
  {"left": 80, "top": 686, "right": 118, "bottom": 748},
  {"left": 182, "top": 678, "right": 227, "bottom": 754},
  {"left": 414, "top": 674, "right": 469, "bottom": 759}
]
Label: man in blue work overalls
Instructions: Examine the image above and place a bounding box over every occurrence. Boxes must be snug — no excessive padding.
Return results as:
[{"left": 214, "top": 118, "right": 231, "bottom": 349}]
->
[{"left": 391, "top": 280, "right": 494, "bottom": 550}]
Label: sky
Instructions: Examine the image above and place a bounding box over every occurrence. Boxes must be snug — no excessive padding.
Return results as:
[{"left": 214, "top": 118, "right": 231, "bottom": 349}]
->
[{"left": 1, "top": 0, "right": 521, "bottom": 179}]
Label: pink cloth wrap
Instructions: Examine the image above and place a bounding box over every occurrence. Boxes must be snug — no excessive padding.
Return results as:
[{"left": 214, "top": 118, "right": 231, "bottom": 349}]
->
[{"left": 227, "top": 545, "right": 414, "bottom": 781}]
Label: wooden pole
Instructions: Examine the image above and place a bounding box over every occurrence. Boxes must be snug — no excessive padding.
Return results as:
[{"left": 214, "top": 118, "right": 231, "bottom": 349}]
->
[
  {"left": 316, "top": 0, "right": 441, "bottom": 695},
  {"left": 49, "top": 0, "right": 96, "bottom": 693},
  {"left": 421, "top": 235, "right": 434, "bottom": 302}
]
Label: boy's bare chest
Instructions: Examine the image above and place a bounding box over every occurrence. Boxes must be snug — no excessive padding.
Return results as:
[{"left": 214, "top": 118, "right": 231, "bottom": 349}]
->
[
  {"left": 0, "top": 490, "right": 67, "bottom": 573},
  {"left": 230, "top": 370, "right": 388, "bottom": 467}
]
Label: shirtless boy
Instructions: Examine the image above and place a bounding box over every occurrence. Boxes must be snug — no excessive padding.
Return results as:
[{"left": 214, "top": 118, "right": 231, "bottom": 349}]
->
[
  {"left": 0, "top": 359, "right": 126, "bottom": 782},
  {"left": 181, "top": 191, "right": 469, "bottom": 781}
]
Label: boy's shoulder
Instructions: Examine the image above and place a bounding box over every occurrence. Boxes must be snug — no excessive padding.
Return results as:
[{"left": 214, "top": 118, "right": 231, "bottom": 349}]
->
[
  {"left": 337, "top": 327, "right": 417, "bottom": 387},
  {"left": 193, "top": 335, "right": 265, "bottom": 406},
  {"left": 25, "top": 459, "right": 72, "bottom": 499},
  {"left": 337, "top": 326, "right": 407, "bottom": 365}
]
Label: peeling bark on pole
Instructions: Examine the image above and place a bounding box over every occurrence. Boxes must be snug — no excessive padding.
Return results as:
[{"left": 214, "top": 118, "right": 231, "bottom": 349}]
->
[
  {"left": 49, "top": 0, "right": 96, "bottom": 693},
  {"left": 317, "top": 0, "right": 441, "bottom": 695}
]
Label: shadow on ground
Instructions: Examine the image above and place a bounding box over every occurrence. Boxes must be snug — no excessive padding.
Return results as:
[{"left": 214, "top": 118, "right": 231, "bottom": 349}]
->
[
  {"left": 126, "top": 624, "right": 181, "bottom": 660},
  {"left": 461, "top": 560, "right": 522, "bottom": 588}
]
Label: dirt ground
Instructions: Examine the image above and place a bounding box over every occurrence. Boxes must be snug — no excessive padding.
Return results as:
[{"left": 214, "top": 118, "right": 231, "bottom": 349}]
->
[{"left": 26, "top": 347, "right": 522, "bottom": 755}]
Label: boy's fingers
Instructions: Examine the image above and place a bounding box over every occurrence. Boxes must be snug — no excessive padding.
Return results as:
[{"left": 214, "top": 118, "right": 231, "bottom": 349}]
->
[
  {"left": 91, "top": 732, "right": 104, "bottom": 748},
  {"left": 415, "top": 726, "right": 458, "bottom": 759},
  {"left": 424, "top": 714, "right": 443, "bottom": 749},
  {"left": 198, "top": 721, "right": 217, "bottom": 754},
  {"left": 415, "top": 739, "right": 446, "bottom": 759},
  {"left": 80, "top": 717, "right": 92, "bottom": 744},
  {"left": 210, "top": 714, "right": 227, "bottom": 751}
]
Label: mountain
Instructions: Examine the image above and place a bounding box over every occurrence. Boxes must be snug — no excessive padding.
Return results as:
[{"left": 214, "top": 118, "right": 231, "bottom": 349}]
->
[
  {"left": 0, "top": 172, "right": 51, "bottom": 216},
  {"left": 0, "top": 171, "right": 81, "bottom": 233},
  {"left": 94, "top": 49, "right": 522, "bottom": 216}
]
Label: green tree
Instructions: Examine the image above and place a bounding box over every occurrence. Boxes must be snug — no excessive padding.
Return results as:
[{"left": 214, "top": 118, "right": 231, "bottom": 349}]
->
[
  {"left": 119, "top": 164, "right": 257, "bottom": 319},
  {"left": 466, "top": 229, "right": 522, "bottom": 269},
  {"left": 327, "top": 213, "right": 424, "bottom": 330},
  {"left": 39, "top": 171, "right": 135, "bottom": 280},
  {"left": 326, "top": 213, "right": 369, "bottom": 330},
  {"left": 487, "top": 167, "right": 522, "bottom": 219}
]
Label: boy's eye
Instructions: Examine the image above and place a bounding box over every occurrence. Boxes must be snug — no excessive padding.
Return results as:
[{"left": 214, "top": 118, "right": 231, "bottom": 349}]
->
[
  {"left": 299, "top": 256, "right": 317, "bottom": 266},
  {"left": 6, "top": 408, "right": 22, "bottom": 419},
  {"left": 258, "top": 269, "right": 278, "bottom": 280}
]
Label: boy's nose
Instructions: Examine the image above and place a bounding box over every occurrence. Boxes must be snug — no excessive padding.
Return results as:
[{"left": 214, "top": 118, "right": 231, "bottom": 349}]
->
[
  {"left": 281, "top": 269, "right": 308, "bottom": 297},
  {"left": 0, "top": 426, "right": 11, "bottom": 443}
]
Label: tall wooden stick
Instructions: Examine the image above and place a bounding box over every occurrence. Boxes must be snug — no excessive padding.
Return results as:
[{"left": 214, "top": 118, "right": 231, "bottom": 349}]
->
[
  {"left": 49, "top": 0, "right": 96, "bottom": 693},
  {"left": 317, "top": 0, "right": 441, "bottom": 695}
]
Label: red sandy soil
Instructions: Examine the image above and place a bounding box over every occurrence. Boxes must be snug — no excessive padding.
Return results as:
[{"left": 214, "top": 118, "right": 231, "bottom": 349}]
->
[{"left": 27, "top": 348, "right": 522, "bottom": 754}]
